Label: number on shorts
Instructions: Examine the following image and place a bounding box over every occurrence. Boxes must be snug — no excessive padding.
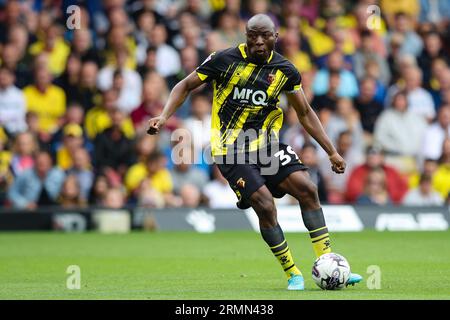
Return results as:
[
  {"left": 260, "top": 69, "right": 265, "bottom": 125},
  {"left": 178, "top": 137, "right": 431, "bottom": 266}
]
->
[
  {"left": 286, "top": 145, "right": 299, "bottom": 160},
  {"left": 274, "top": 150, "right": 290, "bottom": 166},
  {"left": 274, "top": 146, "right": 299, "bottom": 166}
]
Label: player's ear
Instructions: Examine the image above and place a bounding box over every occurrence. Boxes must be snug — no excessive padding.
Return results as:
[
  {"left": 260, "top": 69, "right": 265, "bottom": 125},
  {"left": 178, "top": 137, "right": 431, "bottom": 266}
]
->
[{"left": 274, "top": 32, "right": 279, "bottom": 42}]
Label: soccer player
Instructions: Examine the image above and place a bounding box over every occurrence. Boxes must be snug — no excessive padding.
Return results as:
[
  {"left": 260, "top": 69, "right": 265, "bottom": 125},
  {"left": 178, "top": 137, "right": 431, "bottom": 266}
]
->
[{"left": 147, "top": 14, "right": 362, "bottom": 290}]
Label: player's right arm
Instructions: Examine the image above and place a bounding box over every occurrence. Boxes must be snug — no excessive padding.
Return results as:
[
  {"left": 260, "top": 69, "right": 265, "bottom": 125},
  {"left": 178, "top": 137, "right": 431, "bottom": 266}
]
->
[{"left": 147, "top": 71, "right": 205, "bottom": 135}]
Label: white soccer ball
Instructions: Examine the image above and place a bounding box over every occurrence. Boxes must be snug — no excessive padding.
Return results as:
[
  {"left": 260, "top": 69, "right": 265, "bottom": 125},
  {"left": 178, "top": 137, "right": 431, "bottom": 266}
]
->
[{"left": 312, "top": 253, "right": 351, "bottom": 290}]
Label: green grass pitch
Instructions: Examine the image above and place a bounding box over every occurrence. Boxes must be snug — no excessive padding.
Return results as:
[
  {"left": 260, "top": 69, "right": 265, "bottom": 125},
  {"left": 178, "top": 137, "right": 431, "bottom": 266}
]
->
[{"left": 0, "top": 230, "right": 449, "bottom": 299}]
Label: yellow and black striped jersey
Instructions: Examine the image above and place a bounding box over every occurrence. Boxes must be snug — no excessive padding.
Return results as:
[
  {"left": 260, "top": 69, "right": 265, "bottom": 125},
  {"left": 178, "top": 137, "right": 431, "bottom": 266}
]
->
[{"left": 196, "top": 43, "right": 302, "bottom": 156}]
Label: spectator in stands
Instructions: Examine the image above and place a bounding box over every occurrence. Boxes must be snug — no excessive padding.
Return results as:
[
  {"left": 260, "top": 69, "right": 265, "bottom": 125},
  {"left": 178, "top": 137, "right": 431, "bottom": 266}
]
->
[
  {"left": 374, "top": 91, "right": 428, "bottom": 158},
  {"left": 150, "top": 23, "right": 181, "bottom": 77},
  {"left": 131, "top": 72, "right": 168, "bottom": 133},
  {"left": 50, "top": 103, "right": 88, "bottom": 149},
  {"left": 180, "top": 0, "right": 212, "bottom": 27},
  {"left": 312, "top": 50, "right": 359, "bottom": 98},
  {"left": 88, "top": 173, "right": 110, "bottom": 206},
  {"left": 172, "top": 13, "right": 206, "bottom": 54},
  {"left": 386, "top": 12, "right": 423, "bottom": 57},
  {"left": 402, "top": 173, "right": 444, "bottom": 206},
  {"left": 204, "top": 164, "right": 237, "bottom": 208},
  {"left": 58, "top": 174, "right": 85, "bottom": 208},
  {"left": 386, "top": 66, "right": 436, "bottom": 122},
  {"left": 280, "top": 29, "right": 313, "bottom": 74},
  {"left": 428, "top": 58, "right": 450, "bottom": 107},
  {"left": 75, "top": 61, "right": 101, "bottom": 112},
  {"left": 180, "top": 183, "right": 202, "bottom": 208},
  {"left": 0, "top": 42, "right": 31, "bottom": 89},
  {"left": 204, "top": 30, "right": 227, "bottom": 54},
  {"left": 97, "top": 47, "right": 142, "bottom": 112},
  {"left": 134, "top": 9, "right": 157, "bottom": 62},
  {"left": 320, "top": 130, "right": 364, "bottom": 204},
  {"left": 134, "top": 134, "right": 158, "bottom": 164},
  {"left": 433, "top": 138, "right": 450, "bottom": 199},
  {"left": 380, "top": 0, "right": 420, "bottom": 25},
  {"left": 55, "top": 124, "right": 85, "bottom": 171},
  {"left": 421, "top": 105, "right": 450, "bottom": 161},
  {"left": 112, "top": 68, "right": 140, "bottom": 114},
  {"left": 8, "top": 151, "right": 65, "bottom": 209},
  {"left": 0, "top": 1, "right": 23, "bottom": 43},
  {"left": 54, "top": 54, "right": 82, "bottom": 106},
  {"left": 70, "top": 29, "right": 100, "bottom": 65},
  {"left": 102, "top": 187, "right": 126, "bottom": 209},
  {"left": 354, "top": 76, "right": 384, "bottom": 143},
  {"left": 215, "top": 10, "right": 246, "bottom": 48},
  {"left": 24, "top": 111, "right": 48, "bottom": 150},
  {"left": 419, "top": 0, "right": 450, "bottom": 31},
  {"left": 84, "top": 89, "right": 135, "bottom": 140},
  {"left": 167, "top": 46, "right": 202, "bottom": 109},
  {"left": 179, "top": 45, "right": 202, "bottom": 78},
  {"left": 10, "top": 131, "right": 37, "bottom": 176},
  {"left": 439, "top": 67, "right": 450, "bottom": 102},
  {"left": 354, "top": 30, "right": 391, "bottom": 86},
  {"left": 174, "top": 44, "right": 203, "bottom": 81},
  {"left": 125, "top": 151, "right": 175, "bottom": 206},
  {"left": 408, "top": 158, "right": 439, "bottom": 189},
  {"left": 404, "top": 67, "right": 436, "bottom": 122},
  {"left": 298, "top": 143, "right": 328, "bottom": 203},
  {"left": 67, "top": 147, "right": 94, "bottom": 203},
  {"left": 170, "top": 142, "right": 209, "bottom": 195},
  {"left": 4, "top": 23, "right": 30, "bottom": 65},
  {"left": 311, "top": 70, "right": 340, "bottom": 116},
  {"left": 183, "top": 94, "right": 212, "bottom": 153},
  {"left": 28, "top": 23, "right": 71, "bottom": 76},
  {"left": 0, "top": 65, "right": 27, "bottom": 135},
  {"left": 352, "top": 4, "right": 387, "bottom": 57},
  {"left": 137, "top": 45, "right": 158, "bottom": 77},
  {"left": 417, "top": 31, "right": 449, "bottom": 84},
  {"left": 107, "top": 7, "right": 134, "bottom": 36},
  {"left": 136, "top": 181, "right": 165, "bottom": 208},
  {"left": 23, "top": 66, "right": 66, "bottom": 140},
  {"left": 364, "top": 58, "right": 388, "bottom": 105},
  {"left": 356, "top": 168, "right": 392, "bottom": 205},
  {"left": 346, "top": 145, "right": 409, "bottom": 204},
  {"left": 94, "top": 108, "right": 136, "bottom": 177},
  {"left": 281, "top": 106, "right": 312, "bottom": 152},
  {"left": 325, "top": 97, "right": 365, "bottom": 157},
  {"left": 0, "top": 128, "right": 12, "bottom": 205},
  {"left": 386, "top": 32, "right": 406, "bottom": 84},
  {"left": 102, "top": 26, "right": 137, "bottom": 70}
]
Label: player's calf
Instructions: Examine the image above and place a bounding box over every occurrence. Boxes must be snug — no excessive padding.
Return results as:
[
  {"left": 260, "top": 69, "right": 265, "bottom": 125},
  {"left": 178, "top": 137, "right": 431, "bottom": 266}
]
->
[
  {"left": 302, "top": 208, "right": 332, "bottom": 257},
  {"left": 260, "top": 224, "right": 303, "bottom": 288}
]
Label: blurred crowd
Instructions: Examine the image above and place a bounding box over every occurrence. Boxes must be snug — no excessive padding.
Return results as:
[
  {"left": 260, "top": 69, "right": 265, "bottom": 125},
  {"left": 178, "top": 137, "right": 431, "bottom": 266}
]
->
[{"left": 0, "top": 0, "right": 450, "bottom": 210}]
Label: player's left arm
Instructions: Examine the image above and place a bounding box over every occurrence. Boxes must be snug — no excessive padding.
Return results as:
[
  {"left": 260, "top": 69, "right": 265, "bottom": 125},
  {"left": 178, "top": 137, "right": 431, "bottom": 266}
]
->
[{"left": 286, "top": 88, "right": 346, "bottom": 174}]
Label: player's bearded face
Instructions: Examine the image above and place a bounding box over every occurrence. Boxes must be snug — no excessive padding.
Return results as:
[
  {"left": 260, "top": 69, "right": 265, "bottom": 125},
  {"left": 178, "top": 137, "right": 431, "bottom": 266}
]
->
[{"left": 246, "top": 28, "right": 277, "bottom": 64}]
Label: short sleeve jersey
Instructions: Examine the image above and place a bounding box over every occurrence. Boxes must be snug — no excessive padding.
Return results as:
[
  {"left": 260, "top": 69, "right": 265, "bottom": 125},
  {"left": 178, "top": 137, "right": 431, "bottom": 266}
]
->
[{"left": 196, "top": 43, "right": 302, "bottom": 156}]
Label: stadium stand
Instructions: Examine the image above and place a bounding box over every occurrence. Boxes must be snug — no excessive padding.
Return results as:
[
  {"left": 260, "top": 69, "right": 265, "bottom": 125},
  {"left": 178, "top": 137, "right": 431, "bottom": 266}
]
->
[{"left": 0, "top": 0, "right": 449, "bottom": 212}]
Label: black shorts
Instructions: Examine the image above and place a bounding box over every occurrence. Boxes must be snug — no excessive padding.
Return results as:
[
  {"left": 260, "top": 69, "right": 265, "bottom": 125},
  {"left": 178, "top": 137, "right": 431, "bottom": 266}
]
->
[{"left": 216, "top": 143, "right": 308, "bottom": 207}]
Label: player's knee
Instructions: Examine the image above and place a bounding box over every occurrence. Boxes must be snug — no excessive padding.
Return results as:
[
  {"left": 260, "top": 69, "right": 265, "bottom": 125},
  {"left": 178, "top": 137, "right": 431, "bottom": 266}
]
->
[
  {"left": 251, "top": 193, "right": 276, "bottom": 222},
  {"left": 297, "top": 181, "right": 318, "bottom": 202},
  {"left": 256, "top": 196, "right": 276, "bottom": 215}
]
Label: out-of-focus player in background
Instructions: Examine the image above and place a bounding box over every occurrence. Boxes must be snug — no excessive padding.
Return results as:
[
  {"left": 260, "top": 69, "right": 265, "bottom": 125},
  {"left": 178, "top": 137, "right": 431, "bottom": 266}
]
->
[{"left": 148, "top": 14, "right": 362, "bottom": 290}]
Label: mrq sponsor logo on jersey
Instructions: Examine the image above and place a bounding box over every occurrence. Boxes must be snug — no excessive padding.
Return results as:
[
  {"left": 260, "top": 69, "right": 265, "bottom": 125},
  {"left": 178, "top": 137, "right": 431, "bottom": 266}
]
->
[{"left": 233, "top": 87, "right": 268, "bottom": 106}]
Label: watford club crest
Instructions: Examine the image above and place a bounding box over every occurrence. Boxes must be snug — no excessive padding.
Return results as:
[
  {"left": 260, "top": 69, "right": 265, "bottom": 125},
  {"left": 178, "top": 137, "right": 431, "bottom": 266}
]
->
[
  {"left": 236, "top": 177, "right": 246, "bottom": 188},
  {"left": 267, "top": 73, "right": 275, "bottom": 84}
]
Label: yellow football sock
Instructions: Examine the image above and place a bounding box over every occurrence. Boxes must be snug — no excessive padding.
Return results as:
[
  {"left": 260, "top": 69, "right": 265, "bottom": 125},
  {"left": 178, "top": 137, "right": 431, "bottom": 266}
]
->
[
  {"left": 309, "top": 226, "right": 332, "bottom": 257},
  {"left": 270, "top": 240, "right": 302, "bottom": 278}
]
